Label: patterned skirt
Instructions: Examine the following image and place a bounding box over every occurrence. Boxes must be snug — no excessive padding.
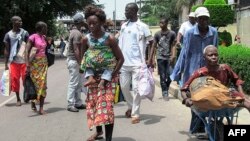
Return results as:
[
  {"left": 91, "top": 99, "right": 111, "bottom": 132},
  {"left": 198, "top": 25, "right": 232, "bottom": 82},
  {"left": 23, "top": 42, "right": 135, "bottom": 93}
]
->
[
  {"left": 86, "top": 81, "right": 116, "bottom": 130},
  {"left": 30, "top": 56, "right": 48, "bottom": 100}
]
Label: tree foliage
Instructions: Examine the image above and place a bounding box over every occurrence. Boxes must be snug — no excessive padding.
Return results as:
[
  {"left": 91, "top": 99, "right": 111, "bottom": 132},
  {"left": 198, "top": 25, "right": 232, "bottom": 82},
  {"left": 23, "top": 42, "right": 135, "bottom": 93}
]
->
[
  {"left": 0, "top": 0, "right": 95, "bottom": 55},
  {"left": 139, "top": 0, "right": 179, "bottom": 30},
  {"left": 204, "top": 0, "right": 226, "bottom": 5},
  {"left": 192, "top": 0, "right": 234, "bottom": 27}
]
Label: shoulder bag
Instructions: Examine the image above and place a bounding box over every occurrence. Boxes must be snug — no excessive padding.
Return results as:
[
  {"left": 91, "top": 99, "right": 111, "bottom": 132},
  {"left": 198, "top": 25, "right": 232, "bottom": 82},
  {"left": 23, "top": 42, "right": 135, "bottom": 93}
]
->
[
  {"left": 16, "top": 29, "right": 27, "bottom": 60},
  {"left": 23, "top": 74, "right": 37, "bottom": 103},
  {"left": 46, "top": 44, "right": 55, "bottom": 67}
]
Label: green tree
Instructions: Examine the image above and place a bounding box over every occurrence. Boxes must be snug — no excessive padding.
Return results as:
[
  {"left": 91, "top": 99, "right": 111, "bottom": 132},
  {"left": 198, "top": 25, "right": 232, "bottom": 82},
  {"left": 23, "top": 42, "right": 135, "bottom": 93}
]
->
[
  {"left": 0, "top": 0, "right": 95, "bottom": 55},
  {"left": 191, "top": 0, "right": 234, "bottom": 46},
  {"left": 175, "top": 0, "right": 198, "bottom": 13},
  {"left": 192, "top": 0, "right": 234, "bottom": 27},
  {"left": 140, "top": 0, "right": 179, "bottom": 31}
]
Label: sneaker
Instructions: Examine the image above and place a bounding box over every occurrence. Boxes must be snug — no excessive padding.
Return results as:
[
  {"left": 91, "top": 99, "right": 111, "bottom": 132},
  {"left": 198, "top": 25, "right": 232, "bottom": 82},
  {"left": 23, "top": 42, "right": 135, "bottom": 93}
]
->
[
  {"left": 162, "top": 91, "right": 168, "bottom": 96},
  {"left": 75, "top": 104, "right": 86, "bottom": 110},
  {"left": 67, "top": 106, "right": 79, "bottom": 112},
  {"left": 162, "top": 91, "right": 169, "bottom": 101},
  {"left": 195, "top": 133, "right": 209, "bottom": 140}
]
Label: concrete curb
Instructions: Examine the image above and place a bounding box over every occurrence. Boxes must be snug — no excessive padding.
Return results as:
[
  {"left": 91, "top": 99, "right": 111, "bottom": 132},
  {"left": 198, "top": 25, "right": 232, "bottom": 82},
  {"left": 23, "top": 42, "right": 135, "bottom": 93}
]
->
[{"left": 153, "top": 72, "right": 183, "bottom": 101}]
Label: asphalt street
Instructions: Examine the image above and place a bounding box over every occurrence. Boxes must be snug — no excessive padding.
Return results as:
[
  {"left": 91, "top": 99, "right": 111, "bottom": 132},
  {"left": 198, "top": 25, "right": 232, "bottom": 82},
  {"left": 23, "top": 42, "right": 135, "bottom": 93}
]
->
[{"left": 0, "top": 57, "right": 249, "bottom": 141}]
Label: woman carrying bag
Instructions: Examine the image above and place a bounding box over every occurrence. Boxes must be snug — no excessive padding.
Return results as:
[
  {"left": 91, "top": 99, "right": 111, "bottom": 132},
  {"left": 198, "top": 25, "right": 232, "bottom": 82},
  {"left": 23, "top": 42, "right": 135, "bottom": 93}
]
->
[{"left": 25, "top": 21, "right": 48, "bottom": 115}]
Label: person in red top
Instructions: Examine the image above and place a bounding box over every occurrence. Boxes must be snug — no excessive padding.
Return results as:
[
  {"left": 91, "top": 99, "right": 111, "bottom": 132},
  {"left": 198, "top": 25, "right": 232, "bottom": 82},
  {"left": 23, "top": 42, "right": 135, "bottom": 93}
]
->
[{"left": 181, "top": 45, "right": 250, "bottom": 111}]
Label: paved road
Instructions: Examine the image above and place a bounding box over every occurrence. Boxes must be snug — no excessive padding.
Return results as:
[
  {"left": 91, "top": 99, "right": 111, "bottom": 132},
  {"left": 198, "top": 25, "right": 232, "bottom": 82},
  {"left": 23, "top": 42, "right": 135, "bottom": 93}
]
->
[{"left": 0, "top": 58, "right": 249, "bottom": 141}]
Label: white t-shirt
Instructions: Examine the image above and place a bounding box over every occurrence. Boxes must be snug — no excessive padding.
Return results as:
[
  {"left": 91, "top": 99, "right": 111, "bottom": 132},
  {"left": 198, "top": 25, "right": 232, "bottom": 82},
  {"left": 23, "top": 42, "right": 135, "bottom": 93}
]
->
[
  {"left": 119, "top": 20, "right": 152, "bottom": 66},
  {"left": 178, "top": 21, "right": 196, "bottom": 36}
]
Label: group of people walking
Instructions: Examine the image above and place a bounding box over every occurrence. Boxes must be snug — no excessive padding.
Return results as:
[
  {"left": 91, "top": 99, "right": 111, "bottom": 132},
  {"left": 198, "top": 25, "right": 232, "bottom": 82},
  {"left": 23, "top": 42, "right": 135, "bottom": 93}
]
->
[
  {"left": 3, "top": 16, "right": 49, "bottom": 115},
  {"left": 3, "top": 2, "right": 250, "bottom": 141}
]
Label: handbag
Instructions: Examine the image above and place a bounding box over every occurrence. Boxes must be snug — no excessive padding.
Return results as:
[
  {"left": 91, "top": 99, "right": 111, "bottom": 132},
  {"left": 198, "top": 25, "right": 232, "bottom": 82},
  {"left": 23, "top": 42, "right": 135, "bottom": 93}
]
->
[
  {"left": 16, "top": 41, "right": 26, "bottom": 59},
  {"left": 23, "top": 74, "right": 37, "bottom": 103},
  {"left": 137, "top": 46, "right": 155, "bottom": 101},
  {"left": 29, "top": 47, "right": 38, "bottom": 62},
  {"left": 190, "top": 76, "right": 244, "bottom": 111},
  {"left": 46, "top": 45, "right": 55, "bottom": 67},
  {"left": 16, "top": 29, "right": 28, "bottom": 60},
  {"left": 114, "top": 83, "right": 125, "bottom": 104},
  {"left": 0, "top": 70, "right": 11, "bottom": 96}
]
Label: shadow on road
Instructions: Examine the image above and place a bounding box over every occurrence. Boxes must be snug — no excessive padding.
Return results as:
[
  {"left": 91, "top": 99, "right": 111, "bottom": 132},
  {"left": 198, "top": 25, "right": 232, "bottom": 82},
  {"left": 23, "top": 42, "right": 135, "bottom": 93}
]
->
[
  {"left": 97, "top": 137, "right": 136, "bottom": 141},
  {"left": 27, "top": 107, "right": 65, "bottom": 117},
  {"left": 114, "top": 102, "right": 126, "bottom": 107},
  {"left": 179, "top": 130, "right": 206, "bottom": 141},
  {"left": 46, "top": 107, "right": 65, "bottom": 114},
  {"left": 115, "top": 113, "right": 165, "bottom": 125},
  {"left": 5, "top": 101, "right": 51, "bottom": 107},
  {"left": 112, "top": 137, "right": 136, "bottom": 141},
  {"left": 140, "top": 114, "right": 166, "bottom": 125}
]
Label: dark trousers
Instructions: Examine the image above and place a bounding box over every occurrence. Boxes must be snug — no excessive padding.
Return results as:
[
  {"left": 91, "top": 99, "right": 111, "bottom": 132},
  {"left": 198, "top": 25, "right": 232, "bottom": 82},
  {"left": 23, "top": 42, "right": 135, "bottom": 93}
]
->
[
  {"left": 96, "top": 124, "right": 114, "bottom": 141},
  {"left": 157, "top": 59, "right": 172, "bottom": 95},
  {"left": 190, "top": 110, "right": 205, "bottom": 134}
]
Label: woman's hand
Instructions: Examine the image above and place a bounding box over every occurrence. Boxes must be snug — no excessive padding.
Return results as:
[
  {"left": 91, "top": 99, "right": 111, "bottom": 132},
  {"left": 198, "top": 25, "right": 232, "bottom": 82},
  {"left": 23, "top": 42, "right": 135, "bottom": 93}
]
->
[
  {"left": 111, "top": 72, "right": 119, "bottom": 82},
  {"left": 26, "top": 65, "right": 31, "bottom": 74},
  {"left": 5, "top": 65, "right": 9, "bottom": 70}
]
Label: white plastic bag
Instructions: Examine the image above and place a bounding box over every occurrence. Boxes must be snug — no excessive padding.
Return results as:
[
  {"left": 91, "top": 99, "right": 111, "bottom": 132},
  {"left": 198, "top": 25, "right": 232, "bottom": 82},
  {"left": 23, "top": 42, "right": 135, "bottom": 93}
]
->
[
  {"left": 138, "top": 64, "right": 155, "bottom": 101},
  {"left": 0, "top": 70, "right": 11, "bottom": 96},
  {"left": 63, "top": 41, "right": 69, "bottom": 57}
]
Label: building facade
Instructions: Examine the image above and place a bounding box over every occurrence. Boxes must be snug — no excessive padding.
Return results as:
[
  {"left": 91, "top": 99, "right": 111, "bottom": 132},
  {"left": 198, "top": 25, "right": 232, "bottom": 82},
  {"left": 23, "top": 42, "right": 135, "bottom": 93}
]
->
[{"left": 236, "top": 0, "right": 250, "bottom": 46}]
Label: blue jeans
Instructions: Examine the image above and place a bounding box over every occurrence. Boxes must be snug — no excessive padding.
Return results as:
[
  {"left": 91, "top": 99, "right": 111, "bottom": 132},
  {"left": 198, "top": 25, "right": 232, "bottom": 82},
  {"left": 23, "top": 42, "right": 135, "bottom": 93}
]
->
[
  {"left": 190, "top": 110, "right": 205, "bottom": 134},
  {"left": 66, "top": 59, "right": 83, "bottom": 107},
  {"left": 157, "top": 59, "right": 172, "bottom": 96}
]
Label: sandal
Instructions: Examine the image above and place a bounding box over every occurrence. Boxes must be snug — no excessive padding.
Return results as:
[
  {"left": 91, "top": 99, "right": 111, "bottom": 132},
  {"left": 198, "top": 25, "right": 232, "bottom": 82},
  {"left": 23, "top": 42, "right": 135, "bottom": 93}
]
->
[
  {"left": 131, "top": 117, "right": 140, "bottom": 124},
  {"left": 38, "top": 110, "right": 47, "bottom": 115},
  {"left": 87, "top": 131, "right": 103, "bottom": 141},
  {"left": 16, "top": 101, "right": 22, "bottom": 106},
  {"left": 125, "top": 109, "right": 132, "bottom": 118}
]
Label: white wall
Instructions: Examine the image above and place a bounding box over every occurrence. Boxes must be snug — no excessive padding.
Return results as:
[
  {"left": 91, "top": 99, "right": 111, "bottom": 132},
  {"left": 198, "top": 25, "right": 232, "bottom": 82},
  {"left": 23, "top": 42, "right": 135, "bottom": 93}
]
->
[{"left": 237, "top": 7, "right": 250, "bottom": 46}]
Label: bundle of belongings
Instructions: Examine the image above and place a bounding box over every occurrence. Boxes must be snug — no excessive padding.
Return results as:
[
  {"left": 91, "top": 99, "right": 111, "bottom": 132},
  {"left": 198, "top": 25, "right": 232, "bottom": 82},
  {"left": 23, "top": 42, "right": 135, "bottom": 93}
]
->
[{"left": 189, "top": 76, "right": 244, "bottom": 111}]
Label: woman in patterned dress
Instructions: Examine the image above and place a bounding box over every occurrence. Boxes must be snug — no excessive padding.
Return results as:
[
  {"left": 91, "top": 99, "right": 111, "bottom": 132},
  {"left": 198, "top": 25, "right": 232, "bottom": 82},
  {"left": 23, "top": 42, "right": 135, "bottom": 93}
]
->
[
  {"left": 25, "top": 21, "right": 48, "bottom": 115},
  {"left": 81, "top": 5, "right": 124, "bottom": 141}
]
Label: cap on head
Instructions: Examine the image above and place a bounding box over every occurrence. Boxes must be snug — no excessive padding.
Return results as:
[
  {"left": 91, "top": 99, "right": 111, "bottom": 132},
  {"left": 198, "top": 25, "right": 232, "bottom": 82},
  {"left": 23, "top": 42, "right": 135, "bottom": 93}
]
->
[
  {"left": 188, "top": 12, "right": 195, "bottom": 17},
  {"left": 73, "top": 13, "right": 84, "bottom": 24},
  {"left": 195, "top": 7, "right": 210, "bottom": 17}
]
